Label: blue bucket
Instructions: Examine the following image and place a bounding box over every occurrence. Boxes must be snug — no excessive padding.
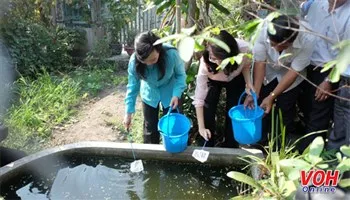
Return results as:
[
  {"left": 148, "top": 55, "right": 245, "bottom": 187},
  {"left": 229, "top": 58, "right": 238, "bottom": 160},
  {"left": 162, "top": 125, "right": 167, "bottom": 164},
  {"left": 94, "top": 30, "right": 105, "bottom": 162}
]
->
[
  {"left": 158, "top": 108, "right": 191, "bottom": 153},
  {"left": 228, "top": 91, "right": 264, "bottom": 144}
]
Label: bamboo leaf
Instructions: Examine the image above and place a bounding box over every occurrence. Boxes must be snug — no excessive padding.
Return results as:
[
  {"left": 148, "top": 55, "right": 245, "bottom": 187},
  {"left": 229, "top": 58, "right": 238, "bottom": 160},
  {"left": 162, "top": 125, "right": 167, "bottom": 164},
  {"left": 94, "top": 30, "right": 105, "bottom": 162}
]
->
[
  {"left": 234, "top": 53, "right": 244, "bottom": 65},
  {"left": 321, "top": 60, "right": 337, "bottom": 73},
  {"left": 268, "top": 22, "right": 276, "bottom": 35},
  {"left": 182, "top": 25, "right": 196, "bottom": 36},
  {"left": 217, "top": 57, "right": 231, "bottom": 71},
  {"left": 202, "top": 36, "right": 230, "bottom": 53},
  {"left": 227, "top": 171, "right": 262, "bottom": 189},
  {"left": 156, "top": 0, "right": 175, "bottom": 15},
  {"left": 209, "top": 0, "right": 230, "bottom": 15},
  {"left": 329, "top": 66, "right": 341, "bottom": 83},
  {"left": 278, "top": 53, "right": 293, "bottom": 61},
  {"left": 266, "top": 11, "right": 281, "bottom": 22},
  {"left": 194, "top": 40, "right": 205, "bottom": 52},
  {"left": 153, "top": 34, "right": 185, "bottom": 45}
]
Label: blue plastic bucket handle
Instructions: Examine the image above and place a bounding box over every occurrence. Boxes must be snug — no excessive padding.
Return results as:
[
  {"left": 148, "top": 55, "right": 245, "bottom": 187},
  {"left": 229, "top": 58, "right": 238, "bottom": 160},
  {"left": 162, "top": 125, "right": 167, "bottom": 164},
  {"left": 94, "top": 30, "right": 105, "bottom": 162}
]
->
[
  {"left": 237, "top": 90, "right": 259, "bottom": 117},
  {"left": 166, "top": 107, "right": 180, "bottom": 136}
]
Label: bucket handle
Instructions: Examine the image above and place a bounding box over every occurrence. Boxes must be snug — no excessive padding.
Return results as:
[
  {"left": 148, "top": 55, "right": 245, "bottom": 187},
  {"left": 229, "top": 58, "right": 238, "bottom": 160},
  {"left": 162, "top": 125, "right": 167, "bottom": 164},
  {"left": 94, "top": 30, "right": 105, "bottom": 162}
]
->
[
  {"left": 166, "top": 107, "right": 180, "bottom": 115},
  {"left": 237, "top": 90, "right": 259, "bottom": 116},
  {"left": 166, "top": 107, "right": 180, "bottom": 136}
]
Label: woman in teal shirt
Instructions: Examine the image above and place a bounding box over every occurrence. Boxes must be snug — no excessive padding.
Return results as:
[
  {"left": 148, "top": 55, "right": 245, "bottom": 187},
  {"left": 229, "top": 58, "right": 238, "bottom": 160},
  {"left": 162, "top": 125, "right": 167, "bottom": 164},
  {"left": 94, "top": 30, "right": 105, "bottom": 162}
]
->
[{"left": 123, "top": 31, "right": 187, "bottom": 144}]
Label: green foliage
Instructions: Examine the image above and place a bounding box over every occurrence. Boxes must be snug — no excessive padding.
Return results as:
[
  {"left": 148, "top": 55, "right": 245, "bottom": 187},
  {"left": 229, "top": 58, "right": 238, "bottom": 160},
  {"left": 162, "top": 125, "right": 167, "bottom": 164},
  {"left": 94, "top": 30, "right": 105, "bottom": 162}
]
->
[
  {"left": 85, "top": 38, "right": 112, "bottom": 65},
  {"left": 105, "top": 0, "right": 138, "bottom": 42},
  {"left": 146, "top": 0, "right": 230, "bottom": 26},
  {"left": 321, "top": 40, "right": 350, "bottom": 82},
  {"left": 1, "top": 19, "right": 83, "bottom": 76},
  {"left": 3, "top": 64, "right": 127, "bottom": 152},
  {"left": 227, "top": 107, "right": 350, "bottom": 199},
  {"left": 211, "top": 0, "right": 243, "bottom": 32},
  {"left": 3, "top": 71, "right": 80, "bottom": 151},
  {"left": 125, "top": 29, "right": 137, "bottom": 46},
  {"left": 70, "top": 65, "right": 127, "bottom": 97},
  {"left": 154, "top": 26, "right": 231, "bottom": 62}
]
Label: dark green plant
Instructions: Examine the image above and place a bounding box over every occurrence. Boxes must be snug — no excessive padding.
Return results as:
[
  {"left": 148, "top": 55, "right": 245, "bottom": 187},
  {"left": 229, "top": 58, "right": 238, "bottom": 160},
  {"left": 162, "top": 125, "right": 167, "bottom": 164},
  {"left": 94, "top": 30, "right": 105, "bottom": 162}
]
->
[
  {"left": 105, "top": 0, "right": 138, "bottom": 43},
  {"left": 1, "top": 18, "right": 84, "bottom": 76},
  {"left": 125, "top": 29, "right": 137, "bottom": 46}
]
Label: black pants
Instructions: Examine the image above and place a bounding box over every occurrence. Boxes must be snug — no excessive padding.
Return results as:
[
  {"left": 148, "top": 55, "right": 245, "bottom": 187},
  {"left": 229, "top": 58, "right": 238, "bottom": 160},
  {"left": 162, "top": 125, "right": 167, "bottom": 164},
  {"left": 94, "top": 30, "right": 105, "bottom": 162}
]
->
[
  {"left": 298, "top": 65, "right": 337, "bottom": 150},
  {"left": 142, "top": 102, "right": 174, "bottom": 144},
  {"left": 259, "top": 78, "right": 302, "bottom": 146},
  {"left": 328, "top": 76, "right": 350, "bottom": 150},
  {"left": 199, "top": 74, "right": 246, "bottom": 148}
]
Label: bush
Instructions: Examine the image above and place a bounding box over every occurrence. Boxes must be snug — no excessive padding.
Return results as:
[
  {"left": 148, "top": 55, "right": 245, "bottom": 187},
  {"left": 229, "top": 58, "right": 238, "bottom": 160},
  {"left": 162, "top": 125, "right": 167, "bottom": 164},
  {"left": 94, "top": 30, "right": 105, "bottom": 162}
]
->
[{"left": 1, "top": 19, "right": 83, "bottom": 76}]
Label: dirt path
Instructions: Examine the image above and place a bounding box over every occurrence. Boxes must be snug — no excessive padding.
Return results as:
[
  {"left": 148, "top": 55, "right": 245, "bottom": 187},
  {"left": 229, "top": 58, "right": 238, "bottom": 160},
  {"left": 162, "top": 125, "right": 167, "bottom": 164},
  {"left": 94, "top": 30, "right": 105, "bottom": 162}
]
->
[{"left": 47, "top": 84, "right": 141, "bottom": 147}]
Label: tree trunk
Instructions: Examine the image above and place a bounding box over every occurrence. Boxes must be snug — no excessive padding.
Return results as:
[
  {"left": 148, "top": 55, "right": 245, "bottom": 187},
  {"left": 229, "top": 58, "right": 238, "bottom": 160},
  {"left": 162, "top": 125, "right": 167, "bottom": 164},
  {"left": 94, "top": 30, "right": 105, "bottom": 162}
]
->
[
  {"left": 187, "top": 0, "right": 197, "bottom": 28},
  {"left": 176, "top": 0, "right": 182, "bottom": 33}
]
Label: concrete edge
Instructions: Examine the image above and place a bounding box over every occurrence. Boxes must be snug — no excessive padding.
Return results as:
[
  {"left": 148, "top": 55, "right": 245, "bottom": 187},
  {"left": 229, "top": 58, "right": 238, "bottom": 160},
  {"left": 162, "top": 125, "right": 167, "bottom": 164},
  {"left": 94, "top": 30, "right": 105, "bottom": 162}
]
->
[{"left": 0, "top": 141, "right": 263, "bottom": 181}]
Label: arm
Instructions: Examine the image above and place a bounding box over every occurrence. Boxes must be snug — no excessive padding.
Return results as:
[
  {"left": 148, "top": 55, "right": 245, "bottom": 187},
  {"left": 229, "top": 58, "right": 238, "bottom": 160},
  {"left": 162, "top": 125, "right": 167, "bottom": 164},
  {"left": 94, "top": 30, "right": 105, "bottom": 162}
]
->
[
  {"left": 269, "top": 69, "right": 298, "bottom": 100},
  {"left": 124, "top": 55, "right": 141, "bottom": 114},
  {"left": 244, "top": 23, "right": 268, "bottom": 107},
  {"left": 239, "top": 44, "right": 254, "bottom": 92},
  {"left": 171, "top": 50, "right": 187, "bottom": 98},
  {"left": 253, "top": 61, "right": 266, "bottom": 97},
  {"left": 193, "top": 58, "right": 211, "bottom": 140},
  {"left": 251, "top": 22, "right": 268, "bottom": 97}
]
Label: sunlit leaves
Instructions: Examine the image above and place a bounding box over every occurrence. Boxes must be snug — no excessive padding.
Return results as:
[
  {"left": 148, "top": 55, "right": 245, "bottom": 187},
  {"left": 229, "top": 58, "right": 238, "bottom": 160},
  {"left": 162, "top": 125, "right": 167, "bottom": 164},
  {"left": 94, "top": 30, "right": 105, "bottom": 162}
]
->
[
  {"left": 178, "top": 36, "right": 195, "bottom": 62},
  {"left": 322, "top": 40, "right": 350, "bottom": 82}
]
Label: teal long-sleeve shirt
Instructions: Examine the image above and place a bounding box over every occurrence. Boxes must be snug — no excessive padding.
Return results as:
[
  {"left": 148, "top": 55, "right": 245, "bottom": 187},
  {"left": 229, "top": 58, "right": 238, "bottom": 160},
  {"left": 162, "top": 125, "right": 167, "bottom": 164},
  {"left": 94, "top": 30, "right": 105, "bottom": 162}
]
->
[{"left": 124, "top": 44, "right": 187, "bottom": 114}]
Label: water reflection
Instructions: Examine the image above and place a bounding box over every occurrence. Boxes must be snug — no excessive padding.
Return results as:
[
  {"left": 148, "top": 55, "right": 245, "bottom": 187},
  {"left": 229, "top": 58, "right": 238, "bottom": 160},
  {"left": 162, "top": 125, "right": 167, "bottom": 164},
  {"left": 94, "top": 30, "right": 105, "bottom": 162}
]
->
[{"left": 2, "top": 156, "right": 237, "bottom": 199}]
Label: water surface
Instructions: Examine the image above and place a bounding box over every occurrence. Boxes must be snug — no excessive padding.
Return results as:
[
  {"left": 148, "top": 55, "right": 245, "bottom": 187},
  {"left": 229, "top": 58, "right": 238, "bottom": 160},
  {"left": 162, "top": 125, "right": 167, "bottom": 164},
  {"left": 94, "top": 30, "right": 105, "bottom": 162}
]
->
[{"left": 1, "top": 155, "right": 238, "bottom": 199}]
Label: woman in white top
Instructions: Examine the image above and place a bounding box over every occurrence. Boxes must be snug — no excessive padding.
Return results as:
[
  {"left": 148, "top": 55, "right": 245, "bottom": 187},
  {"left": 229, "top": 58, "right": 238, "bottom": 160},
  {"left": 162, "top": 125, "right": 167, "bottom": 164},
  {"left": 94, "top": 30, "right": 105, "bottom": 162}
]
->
[{"left": 193, "top": 30, "right": 252, "bottom": 148}]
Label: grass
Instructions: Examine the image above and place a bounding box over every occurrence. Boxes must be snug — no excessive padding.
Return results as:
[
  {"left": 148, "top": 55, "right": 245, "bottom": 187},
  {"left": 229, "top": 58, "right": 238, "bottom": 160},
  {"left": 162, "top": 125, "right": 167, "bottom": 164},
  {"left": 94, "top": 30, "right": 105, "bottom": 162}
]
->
[
  {"left": 2, "top": 64, "right": 127, "bottom": 153},
  {"left": 3, "top": 72, "right": 81, "bottom": 152},
  {"left": 115, "top": 110, "right": 144, "bottom": 144},
  {"left": 70, "top": 66, "right": 127, "bottom": 97}
]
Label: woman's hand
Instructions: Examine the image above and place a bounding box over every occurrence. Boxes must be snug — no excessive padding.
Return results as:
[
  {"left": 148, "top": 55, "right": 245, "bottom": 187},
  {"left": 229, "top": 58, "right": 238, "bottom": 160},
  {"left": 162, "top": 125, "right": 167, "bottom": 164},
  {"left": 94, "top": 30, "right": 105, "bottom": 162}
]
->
[
  {"left": 199, "top": 127, "right": 211, "bottom": 141},
  {"left": 244, "top": 95, "right": 255, "bottom": 109},
  {"left": 245, "top": 83, "right": 255, "bottom": 96},
  {"left": 123, "top": 114, "right": 132, "bottom": 131},
  {"left": 260, "top": 96, "right": 274, "bottom": 114},
  {"left": 169, "top": 96, "right": 179, "bottom": 109}
]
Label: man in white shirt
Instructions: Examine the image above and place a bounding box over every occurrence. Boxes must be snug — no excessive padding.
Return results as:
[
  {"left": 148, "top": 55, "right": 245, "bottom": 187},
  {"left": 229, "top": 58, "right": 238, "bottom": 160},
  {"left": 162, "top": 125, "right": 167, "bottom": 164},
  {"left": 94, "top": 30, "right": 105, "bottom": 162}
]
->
[
  {"left": 245, "top": 15, "right": 315, "bottom": 145},
  {"left": 300, "top": 0, "right": 350, "bottom": 150}
]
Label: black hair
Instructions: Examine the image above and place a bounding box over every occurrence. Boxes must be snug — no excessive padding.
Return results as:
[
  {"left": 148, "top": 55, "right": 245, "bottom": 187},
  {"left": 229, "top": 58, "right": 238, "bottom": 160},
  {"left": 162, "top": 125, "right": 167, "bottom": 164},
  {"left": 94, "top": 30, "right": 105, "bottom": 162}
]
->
[
  {"left": 134, "top": 31, "right": 166, "bottom": 80},
  {"left": 267, "top": 15, "right": 299, "bottom": 44},
  {"left": 202, "top": 30, "right": 240, "bottom": 75}
]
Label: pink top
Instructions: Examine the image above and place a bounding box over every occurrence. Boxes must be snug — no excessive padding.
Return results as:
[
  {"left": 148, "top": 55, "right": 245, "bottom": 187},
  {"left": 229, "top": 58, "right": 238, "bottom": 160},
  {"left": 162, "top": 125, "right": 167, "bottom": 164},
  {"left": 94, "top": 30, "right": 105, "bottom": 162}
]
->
[{"left": 193, "top": 39, "right": 250, "bottom": 107}]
